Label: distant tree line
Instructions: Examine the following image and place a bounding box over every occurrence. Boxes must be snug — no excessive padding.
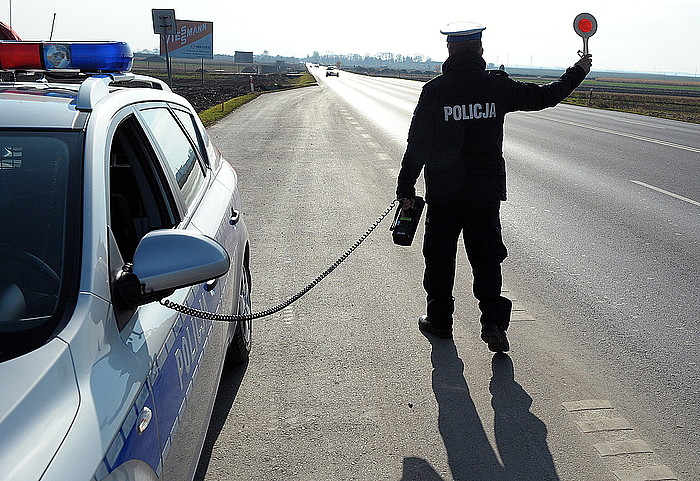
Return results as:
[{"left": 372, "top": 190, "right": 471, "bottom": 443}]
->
[
  {"left": 135, "top": 49, "right": 442, "bottom": 72},
  {"left": 308, "top": 51, "right": 441, "bottom": 71}
]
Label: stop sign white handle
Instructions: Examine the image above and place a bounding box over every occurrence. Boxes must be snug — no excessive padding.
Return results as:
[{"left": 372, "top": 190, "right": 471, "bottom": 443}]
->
[{"left": 574, "top": 13, "right": 597, "bottom": 55}]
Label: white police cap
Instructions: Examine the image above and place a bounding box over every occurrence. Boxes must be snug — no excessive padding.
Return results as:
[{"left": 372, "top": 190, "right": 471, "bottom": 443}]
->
[{"left": 440, "top": 21, "right": 486, "bottom": 42}]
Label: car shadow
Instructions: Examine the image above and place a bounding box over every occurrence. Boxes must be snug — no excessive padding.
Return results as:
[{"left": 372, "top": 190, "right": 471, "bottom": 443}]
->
[
  {"left": 399, "top": 338, "right": 559, "bottom": 481},
  {"left": 193, "top": 360, "right": 248, "bottom": 481}
]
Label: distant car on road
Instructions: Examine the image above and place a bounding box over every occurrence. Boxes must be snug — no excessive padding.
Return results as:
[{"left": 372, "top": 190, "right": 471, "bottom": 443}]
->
[
  {"left": 326, "top": 66, "right": 339, "bottom": 77},
  {"left": 0, "top": 41, "right": 252, "bottom": 481}
]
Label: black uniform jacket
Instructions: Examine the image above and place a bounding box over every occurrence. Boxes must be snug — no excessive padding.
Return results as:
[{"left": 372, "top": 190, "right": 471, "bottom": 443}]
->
[{"left": 397, "top": 50, "right": 587, "bottom": 205}]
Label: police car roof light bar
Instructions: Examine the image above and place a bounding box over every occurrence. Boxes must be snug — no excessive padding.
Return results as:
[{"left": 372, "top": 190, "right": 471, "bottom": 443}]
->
[{"left": 0, "top": 41, "right": 133, "bottom": 73}]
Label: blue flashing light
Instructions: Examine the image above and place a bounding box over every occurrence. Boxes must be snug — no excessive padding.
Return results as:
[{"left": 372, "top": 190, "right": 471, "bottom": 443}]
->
[
  {"left": 0, "top": 41, "right": 133, "bottom": 73},
  {"left": 44, "top": 42, "right": 133, "bottom": 72}
]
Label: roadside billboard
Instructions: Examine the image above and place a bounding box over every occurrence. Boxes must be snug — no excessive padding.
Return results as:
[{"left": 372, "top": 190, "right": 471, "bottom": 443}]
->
[
  {"left": 234, "top": 51, "right": 254, "bottom": 64},
  {"left": 160, "top": 20, "right": 213, "bottom": 59}
]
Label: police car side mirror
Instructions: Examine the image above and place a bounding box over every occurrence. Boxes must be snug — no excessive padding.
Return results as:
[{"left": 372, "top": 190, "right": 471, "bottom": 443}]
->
[{"left": 115, "top": 230, "right": 230, "bottom": 308}]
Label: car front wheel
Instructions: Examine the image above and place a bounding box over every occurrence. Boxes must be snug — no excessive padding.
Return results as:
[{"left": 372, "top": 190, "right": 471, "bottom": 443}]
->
[{"left": 227, "top": 260, "right": 252, "bottom": 365}]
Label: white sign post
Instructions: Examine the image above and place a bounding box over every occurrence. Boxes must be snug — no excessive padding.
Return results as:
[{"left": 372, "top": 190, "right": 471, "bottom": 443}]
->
[
  {"left": 573, "top": 13, "right": 597, "bottom": 56},
  {"left": 152, "top": 9, "right": 176, "bottom": 86}
]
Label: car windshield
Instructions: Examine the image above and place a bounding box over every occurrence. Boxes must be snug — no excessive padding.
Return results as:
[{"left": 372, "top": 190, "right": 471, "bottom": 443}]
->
[{"left": 0, "top": 131, "right": 82, "bottom": 362}]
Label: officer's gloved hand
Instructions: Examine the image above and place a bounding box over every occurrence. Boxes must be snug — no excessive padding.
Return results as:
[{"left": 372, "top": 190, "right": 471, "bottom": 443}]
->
[{"left": 575, "top": 54, "right": 592, "bottom": 74}]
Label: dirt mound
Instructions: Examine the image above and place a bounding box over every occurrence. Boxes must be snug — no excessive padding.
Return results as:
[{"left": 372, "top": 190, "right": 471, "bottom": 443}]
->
[{"left": 133, "top": 72, "right": 293, "bottom": 112}]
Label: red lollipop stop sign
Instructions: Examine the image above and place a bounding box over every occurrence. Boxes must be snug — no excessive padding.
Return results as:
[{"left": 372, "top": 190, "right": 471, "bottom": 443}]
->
[{"left": 573, "top": 13, "right": 597, "bottom": 55}]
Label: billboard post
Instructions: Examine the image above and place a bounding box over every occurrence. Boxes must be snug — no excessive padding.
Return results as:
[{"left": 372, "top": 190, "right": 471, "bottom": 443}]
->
[{"left": 152, "top": 9, "right": 176, "bottom": 86}]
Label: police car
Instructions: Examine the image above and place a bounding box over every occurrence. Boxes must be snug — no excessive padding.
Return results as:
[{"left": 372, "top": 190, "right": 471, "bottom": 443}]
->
[{"left": 0, "top": 41, "right": 252, "bottom": 480}]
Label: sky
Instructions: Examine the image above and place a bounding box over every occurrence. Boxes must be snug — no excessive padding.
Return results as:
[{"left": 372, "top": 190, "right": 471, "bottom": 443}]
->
[{"left": 3, "top": 0, "right": 700, "bottom": 75}]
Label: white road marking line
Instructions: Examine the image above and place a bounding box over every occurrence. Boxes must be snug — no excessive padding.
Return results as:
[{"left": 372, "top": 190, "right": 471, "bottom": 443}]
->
[
  {"left": 612, "top": 117, "right": 667, "bottom": 129},
  {"left": 631, "top": 180, "right": 700, "bottom": 207},
  {"left": 511, "top": 310, "right": 536, "bottom": 322},
  {"left": 594, "top": 439, "right": 653, "bottom": 457},
  {"left": 576, "top": 417, "right": 633, "bottom": 433},
  {"left": 563, "top": 399, "right": 676, "bottom": 479},
  {"left": 563, "top": 399, "right": 614, "bottom": 411},
  {"left": 537, "top": 116, "right": 700, "bottom": 153},
  {"left": 612, "top": 465, "right": 677, "bottom": 481}
]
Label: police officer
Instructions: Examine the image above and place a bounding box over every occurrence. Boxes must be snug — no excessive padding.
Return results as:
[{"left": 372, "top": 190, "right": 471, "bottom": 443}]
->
[{"left": 397, "top": 22, "right": 592, "bottom": 351}]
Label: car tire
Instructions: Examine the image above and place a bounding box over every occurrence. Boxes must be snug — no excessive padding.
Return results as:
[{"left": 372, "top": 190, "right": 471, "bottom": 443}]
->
[{"left": 227, "top": 260, "right": 252, "bottom": 365}]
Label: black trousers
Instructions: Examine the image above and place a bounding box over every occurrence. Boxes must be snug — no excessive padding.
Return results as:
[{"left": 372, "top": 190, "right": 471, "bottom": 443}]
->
[{"left": 422, "top": 202, "right": 512, "bottom": 330}]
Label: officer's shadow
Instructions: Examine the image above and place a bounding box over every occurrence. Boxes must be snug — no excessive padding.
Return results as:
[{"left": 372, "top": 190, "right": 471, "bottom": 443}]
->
[
  {"left": 400, "top": 339, "right": 559, "bottom": 481},
  {"left": 490, "top": 352, "right": 560, "bottom": 480}
]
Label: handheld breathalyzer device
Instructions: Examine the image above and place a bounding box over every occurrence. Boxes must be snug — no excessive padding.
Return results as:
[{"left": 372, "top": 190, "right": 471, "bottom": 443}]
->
[{"left": 390, "top": 196, "right": 425, "bottom": 246}]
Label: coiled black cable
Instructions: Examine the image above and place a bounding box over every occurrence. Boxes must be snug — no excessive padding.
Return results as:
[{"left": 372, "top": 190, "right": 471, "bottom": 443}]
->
[{"left": 160, "top": 199, "right": 398, "bottom": 322}]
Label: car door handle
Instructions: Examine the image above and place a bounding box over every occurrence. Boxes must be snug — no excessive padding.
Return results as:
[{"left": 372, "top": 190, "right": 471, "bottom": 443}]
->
[
  {"left": 205, "top": 278, "right": 218, "bottom": 292},
  {"left": 138, "top": 406, "right": 152, "bottom": 434},
  {"left": 229, "top": 208, "right": 240, "bottom": 226}
]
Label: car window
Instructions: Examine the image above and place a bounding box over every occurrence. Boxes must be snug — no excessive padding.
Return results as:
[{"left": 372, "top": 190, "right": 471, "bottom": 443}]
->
[
  {"left": 109, "top": 115, "right": 180, "bottom": 262},
  {"left": 138, "top": 108, "right": 206, "bottom": 208},
  {"left": 109, "top": 114, "right": 182, "bottom": 329},
  {"left": 172, "top": 107, "right": 208, "bottom": 166},
  {"left": 0, "top": 131, "right": 82, "bottom": 361}
]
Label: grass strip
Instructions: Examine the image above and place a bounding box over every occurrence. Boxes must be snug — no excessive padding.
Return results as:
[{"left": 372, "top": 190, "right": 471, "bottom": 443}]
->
[
  {"left": 199, "top": 93, "right": 262, "bottom": 127},
  {"left": 198, "top": 71, "right": 317, "bottom": 126},
  {"left": 291, "top": 71, "right": 316, "bottom": 87},
  {"left": 563, "top": 91, "right": 700, "bottom": 123}
]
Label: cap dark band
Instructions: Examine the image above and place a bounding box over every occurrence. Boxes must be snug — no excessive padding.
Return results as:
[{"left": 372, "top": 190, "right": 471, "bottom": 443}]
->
[{"left": 446, "top": 33, "right": 482, "bottom": 42}]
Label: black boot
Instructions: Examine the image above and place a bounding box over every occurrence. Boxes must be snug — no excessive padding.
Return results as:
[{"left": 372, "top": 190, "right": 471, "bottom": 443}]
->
[
  {"left": 481, "top": 324, "right": 509, "bottom": 352},
  {"left": 418, "top": 315, "right": 453, "bottom": 339}
]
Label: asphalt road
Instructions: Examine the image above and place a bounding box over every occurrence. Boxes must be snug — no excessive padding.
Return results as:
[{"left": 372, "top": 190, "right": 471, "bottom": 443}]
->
[{"left": 198, "top": 67, "right": 699, "bottom": 480}]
